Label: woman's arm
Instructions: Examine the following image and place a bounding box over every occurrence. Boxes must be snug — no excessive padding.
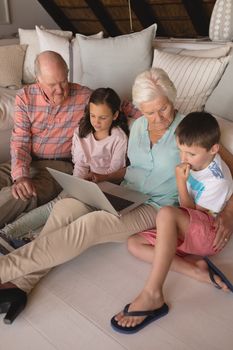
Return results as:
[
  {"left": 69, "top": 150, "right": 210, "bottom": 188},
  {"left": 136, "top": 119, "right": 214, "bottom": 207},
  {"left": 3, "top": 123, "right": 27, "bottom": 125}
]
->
[
  {"left": 213, "top": 144, "right": 233, "bottom": 250},
  {"left": 213, "top": 194, "right": 233, "bottom": 251},
  {"left": 219, "top": 144, "right": 233, "bottom": 176}
]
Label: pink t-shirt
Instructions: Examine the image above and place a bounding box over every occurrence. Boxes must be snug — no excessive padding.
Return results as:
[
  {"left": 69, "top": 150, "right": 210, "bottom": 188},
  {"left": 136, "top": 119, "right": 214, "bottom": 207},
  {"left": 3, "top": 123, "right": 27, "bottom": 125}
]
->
[{"left": 72, "top": 126, "right": 128, "bottom": 178}]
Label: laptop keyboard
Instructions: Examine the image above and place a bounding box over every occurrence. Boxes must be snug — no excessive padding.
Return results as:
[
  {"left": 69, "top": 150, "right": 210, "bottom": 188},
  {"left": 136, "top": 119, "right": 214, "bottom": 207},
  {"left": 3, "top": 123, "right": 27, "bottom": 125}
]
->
[{"left": 103, "top": 192, "right": 134, "bottom": 211}]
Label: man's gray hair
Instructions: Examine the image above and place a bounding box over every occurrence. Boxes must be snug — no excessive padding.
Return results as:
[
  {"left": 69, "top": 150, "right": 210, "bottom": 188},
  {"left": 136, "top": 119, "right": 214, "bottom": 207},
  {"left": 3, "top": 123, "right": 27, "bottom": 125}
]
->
[
  {"left": 34, "top": 50, "right": 69, "bottom": 78},
  {"left": 132, "top": 68, "right": 177, "bottom": 108}
]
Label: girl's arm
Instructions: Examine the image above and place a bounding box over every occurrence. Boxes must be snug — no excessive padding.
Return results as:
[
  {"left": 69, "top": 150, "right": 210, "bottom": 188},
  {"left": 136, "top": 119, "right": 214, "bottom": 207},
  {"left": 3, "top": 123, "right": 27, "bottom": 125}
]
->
[
  {"left": 176, "top": 163, "right": 195, "bottom": 209},
  {"left": 106, "top": 133, "right": 128, "bottom": 174},
  {"left": 71, "top": 130, "right": 89, "bottom": 178},
  {"left": 90, "top": 167, "right": 126, "bottom": 184}
]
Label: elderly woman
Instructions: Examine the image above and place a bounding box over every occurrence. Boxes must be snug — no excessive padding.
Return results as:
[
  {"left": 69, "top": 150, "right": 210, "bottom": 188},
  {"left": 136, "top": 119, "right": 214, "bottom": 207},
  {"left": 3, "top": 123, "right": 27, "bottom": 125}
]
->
[{"left": 0, "top": 68, "right": 233, "bottom": 324}]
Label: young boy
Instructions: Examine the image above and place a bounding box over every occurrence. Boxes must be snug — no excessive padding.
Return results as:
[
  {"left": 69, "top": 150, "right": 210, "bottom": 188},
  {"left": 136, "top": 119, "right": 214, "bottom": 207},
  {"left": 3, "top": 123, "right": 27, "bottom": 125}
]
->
[{"left": 111, "top": 112, "right": 233, "bottom": 333}]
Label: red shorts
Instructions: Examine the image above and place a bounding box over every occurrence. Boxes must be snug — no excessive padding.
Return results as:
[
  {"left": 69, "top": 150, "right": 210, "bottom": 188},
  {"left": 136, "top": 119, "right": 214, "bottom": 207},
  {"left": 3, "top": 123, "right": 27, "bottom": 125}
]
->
[{"left": 139, "top": 207, "right": 217, "bottom": 256}]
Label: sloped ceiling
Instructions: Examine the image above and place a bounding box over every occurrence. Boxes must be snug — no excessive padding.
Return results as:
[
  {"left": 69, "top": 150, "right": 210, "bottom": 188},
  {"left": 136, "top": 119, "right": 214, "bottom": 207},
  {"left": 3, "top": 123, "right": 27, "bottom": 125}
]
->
[{"left": 37, "top": 0, "right": 216, "bottom": 38}]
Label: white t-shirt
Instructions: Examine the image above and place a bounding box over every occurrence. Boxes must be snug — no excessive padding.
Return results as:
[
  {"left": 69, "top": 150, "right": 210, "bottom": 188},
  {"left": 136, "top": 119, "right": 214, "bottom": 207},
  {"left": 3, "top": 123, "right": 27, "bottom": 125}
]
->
[
  {"left": 187, "top": 153, "right": 233, "bottom": 213},
  {"left": 71, "top": 126, "right": 128, "bottom": 178}
]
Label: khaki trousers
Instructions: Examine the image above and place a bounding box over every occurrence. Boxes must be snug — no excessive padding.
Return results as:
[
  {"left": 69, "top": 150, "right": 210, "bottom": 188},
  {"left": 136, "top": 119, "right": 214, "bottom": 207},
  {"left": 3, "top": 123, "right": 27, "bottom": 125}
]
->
[
  {"left": 0, "top": 198, "right": 158, "bottom": 293},
  {"left": 0, "top": 160, "right": 73, "bottom": 229}
]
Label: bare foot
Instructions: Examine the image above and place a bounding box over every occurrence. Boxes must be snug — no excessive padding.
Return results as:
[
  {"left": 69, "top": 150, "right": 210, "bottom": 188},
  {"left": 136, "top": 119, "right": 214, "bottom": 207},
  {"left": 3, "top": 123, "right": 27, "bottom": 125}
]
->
[
  {"left": 192, "top": 259, "right": 229, "bottom": 291},
  {"left": 114, "top": 289, "right": 164, "bottom": 329}
]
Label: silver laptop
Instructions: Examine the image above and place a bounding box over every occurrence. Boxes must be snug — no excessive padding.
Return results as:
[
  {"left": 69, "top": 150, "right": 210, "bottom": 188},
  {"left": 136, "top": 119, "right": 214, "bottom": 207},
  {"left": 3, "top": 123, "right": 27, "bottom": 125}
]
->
[{"left": 47, "top": 167, "right": 150, "bottom": 217}]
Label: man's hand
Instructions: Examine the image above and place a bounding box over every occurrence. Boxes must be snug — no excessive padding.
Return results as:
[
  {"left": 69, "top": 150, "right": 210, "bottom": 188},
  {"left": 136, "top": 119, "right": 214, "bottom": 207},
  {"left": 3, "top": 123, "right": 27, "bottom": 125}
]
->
[{"left": 12, "top": 177, "right": 37, "bottom": 201}]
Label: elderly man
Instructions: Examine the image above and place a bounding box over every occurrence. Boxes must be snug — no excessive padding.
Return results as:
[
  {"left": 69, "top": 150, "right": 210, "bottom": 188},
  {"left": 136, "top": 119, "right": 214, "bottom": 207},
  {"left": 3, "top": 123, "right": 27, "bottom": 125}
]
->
[{"left": 0, "top": 51, "right": 92, "bottom": 228}]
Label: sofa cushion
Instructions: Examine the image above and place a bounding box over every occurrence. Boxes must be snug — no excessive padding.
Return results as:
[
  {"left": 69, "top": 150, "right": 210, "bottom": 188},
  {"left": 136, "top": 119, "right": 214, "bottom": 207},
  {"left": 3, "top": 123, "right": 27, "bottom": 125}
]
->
[
  {"left": 33, "top": 27, "right": 104, "bottom": 83},
  {"left": 72, "top": 32, "right": 103, "bottom": 84},
  {"left": 0, "top": 87, "right": 18, "bottom": 130},
  {"left": 19, "top": 27, "right": 73, "bottom": 84},
  {"left": 205, "top": 54, "right": 233, "bottom": 122},
  {"left": 0, "top": 44, "right": 27, "bottom": 89},
  {"left": 36, "top": 26, "right": 71, "bottom": 78},
  {"left": 209, "top": 0, "right": 233, "bottom": 41},
  {"left": 76, "top": 24, "right": 157, "bottom": 99},
  {"left": 152, "top": 49, "right": 230, "bottom": 114},
  {"left": 215, "top": 116, "right": 233, "bottom": 154},
  {"left": 159, "top": 45, "right": 231, "bottom": 58},
  {"left": 179, "top": 45, "right": 231, "bottom": 58}
]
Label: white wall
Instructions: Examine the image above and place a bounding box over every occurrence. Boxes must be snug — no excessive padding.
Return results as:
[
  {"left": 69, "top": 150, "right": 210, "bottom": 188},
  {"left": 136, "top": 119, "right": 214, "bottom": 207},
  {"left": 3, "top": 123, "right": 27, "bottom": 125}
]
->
[{"left": 0, "top": 0, "right": 59, "bottom": 37}]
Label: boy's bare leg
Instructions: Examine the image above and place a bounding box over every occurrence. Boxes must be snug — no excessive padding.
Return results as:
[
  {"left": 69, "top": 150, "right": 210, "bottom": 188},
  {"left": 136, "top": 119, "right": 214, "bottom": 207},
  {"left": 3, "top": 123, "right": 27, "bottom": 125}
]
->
[
  {"left": 115, "top": 206, "right": 229, "bottom": 328},
  {"left": 115, "top": 206, "right": 188, "bottom": 327},
  {"left": 128, "top": 218, "right": 230, "bottom": 290}
]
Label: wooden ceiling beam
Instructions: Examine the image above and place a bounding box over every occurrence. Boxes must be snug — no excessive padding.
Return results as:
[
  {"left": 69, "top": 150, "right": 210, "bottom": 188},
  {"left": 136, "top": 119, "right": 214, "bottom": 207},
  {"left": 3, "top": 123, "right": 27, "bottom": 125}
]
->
[
  {"left": 37, "top": 0, "right": 77, "bottom": 33},
  {"left": 130, "top": 0, "right": 167, "bottom": 36},
  {"left": 85, "top": 0, "right": 122, "bottom": 36},
  {"left": 182, "top": 0, "right": 209, "bottom": 36}
]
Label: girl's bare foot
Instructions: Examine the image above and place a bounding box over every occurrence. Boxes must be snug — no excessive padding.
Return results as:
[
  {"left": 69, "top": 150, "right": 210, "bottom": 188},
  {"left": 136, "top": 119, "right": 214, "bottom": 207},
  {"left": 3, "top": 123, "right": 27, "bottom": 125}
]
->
[{"left": 114, "top": 289, "right": 164, "bottom": 328}]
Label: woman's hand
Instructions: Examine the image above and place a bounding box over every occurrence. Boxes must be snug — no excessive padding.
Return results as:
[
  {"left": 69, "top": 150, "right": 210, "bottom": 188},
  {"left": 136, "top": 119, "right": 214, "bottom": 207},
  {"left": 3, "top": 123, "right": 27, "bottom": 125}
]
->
[{"left": 213, "top": 209, "right": 233, "bottom": 251}]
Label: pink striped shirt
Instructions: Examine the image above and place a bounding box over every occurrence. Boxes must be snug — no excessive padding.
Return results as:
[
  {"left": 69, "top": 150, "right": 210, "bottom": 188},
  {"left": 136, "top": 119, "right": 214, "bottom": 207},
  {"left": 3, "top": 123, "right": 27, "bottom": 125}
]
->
[{"left": 11, "top": 83, "right": 92, "bottom": 180}]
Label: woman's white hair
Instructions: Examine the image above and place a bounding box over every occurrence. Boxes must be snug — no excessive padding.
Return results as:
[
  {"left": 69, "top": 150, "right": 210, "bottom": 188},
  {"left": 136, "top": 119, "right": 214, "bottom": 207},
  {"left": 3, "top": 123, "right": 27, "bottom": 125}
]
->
[{"left": 132, "top": 68, "right": 177, "bottom": 108}]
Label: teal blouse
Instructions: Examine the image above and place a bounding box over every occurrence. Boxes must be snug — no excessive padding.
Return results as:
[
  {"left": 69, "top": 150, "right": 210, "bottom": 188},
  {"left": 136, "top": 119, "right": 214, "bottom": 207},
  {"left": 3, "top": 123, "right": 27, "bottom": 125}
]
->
[{"left": 122, "top": 112, "right": 184, "bottom": 209}]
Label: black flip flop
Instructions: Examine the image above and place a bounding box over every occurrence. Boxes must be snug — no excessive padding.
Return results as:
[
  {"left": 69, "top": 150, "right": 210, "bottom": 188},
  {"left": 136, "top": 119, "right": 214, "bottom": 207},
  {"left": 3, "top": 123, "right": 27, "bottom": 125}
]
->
[
  {"left": 204, "top": 256, "right": 233, "bottom": 292},
  {"left": 111, "top": 302, "right": 169, "bottom": 334}
]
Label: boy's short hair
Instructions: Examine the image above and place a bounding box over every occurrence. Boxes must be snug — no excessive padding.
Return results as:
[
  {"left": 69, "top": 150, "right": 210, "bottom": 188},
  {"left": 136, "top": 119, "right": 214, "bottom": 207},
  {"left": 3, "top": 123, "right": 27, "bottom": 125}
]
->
[{"left": 175, "top": 112, "right": 220, "bottom": 150}]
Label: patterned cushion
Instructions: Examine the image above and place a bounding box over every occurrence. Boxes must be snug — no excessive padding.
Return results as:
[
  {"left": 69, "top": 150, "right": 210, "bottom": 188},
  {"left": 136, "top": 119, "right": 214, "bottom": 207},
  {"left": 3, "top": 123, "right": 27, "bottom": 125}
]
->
[
  {"left": 209, "top": 0, "right": 233, "bottom": 41},
  {"left": 152, "top": 49, "right": 230, "bottom": 114}
]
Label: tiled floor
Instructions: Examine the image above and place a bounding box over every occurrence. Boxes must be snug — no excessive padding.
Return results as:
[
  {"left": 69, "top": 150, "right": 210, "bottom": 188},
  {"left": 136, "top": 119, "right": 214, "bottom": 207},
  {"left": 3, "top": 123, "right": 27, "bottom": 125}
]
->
[{"left": 1, "top": 239, "right": 233, "bottom": 350}]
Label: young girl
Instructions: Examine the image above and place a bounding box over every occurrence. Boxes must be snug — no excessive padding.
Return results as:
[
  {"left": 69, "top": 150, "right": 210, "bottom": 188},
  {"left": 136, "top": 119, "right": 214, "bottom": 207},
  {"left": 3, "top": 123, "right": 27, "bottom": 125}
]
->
[{"left": 0, "top": 88, "right": 129, "bottom": 253}]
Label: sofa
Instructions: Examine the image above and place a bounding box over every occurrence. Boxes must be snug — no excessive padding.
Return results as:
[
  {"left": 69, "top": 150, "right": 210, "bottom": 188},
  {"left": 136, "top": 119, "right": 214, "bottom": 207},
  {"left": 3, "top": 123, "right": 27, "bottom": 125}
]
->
[
  {"left": 1, "top": 25, "right": 233, "bottom": 349},
  {"left": 1, "top": 24, "right": 233, "bottom": 162}
]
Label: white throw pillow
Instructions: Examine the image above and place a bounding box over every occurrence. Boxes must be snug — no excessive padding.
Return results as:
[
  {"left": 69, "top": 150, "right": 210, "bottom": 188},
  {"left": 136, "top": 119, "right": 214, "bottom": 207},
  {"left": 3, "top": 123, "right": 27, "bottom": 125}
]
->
[
  {"left": 36, "top": 26, "right": 71, "bottom": 77},
  {"left": 0, "top": 44, "right": 27, "bottom": 89},
  {"left": 205, "top": 54, "right": 233, "bottom": 122},
  {"left": 76, "top": 24, "right": 157, "bottom": 99},
  {"left": 36, "top": 28, "right": 104, "bottom": 83},
  {"left": 152, "top": 49, "right": 230, "bottom": 114},
  {"left": 72, "top": 32, "right": 103, "bottom": 84},
  {"left": 19, "top": 27, "right": 73, "bottom": 84}
]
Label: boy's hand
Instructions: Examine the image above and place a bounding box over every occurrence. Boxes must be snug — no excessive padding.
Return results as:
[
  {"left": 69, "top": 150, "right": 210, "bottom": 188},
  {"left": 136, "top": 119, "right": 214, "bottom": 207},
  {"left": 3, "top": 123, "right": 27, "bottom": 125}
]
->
[{"left": 176, "top": 163, "right": 191, "bottom": 182}]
